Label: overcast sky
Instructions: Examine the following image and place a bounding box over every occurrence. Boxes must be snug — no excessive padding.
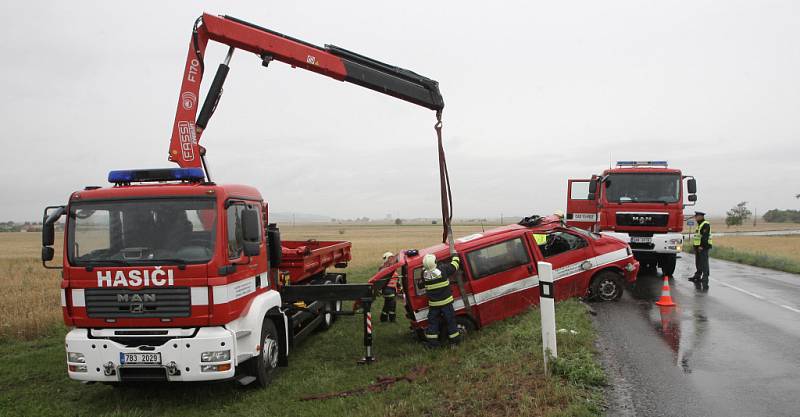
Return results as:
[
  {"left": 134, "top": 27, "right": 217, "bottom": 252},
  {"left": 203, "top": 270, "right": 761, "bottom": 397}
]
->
[{"left": 1, "top": 0, "right": 798, "bottom": 222}]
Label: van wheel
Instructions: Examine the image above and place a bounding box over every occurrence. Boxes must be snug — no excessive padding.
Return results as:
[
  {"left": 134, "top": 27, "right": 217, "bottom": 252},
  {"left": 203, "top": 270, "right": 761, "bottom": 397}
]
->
[
  {"left": 455, "top": 316, "right": 477, "bottom": 337},
  {"left": 590, "top": 271, "right": 624, "bottom": 302},
  {"left": 249, "top": 318, "right": 280, "bottom": 387}
]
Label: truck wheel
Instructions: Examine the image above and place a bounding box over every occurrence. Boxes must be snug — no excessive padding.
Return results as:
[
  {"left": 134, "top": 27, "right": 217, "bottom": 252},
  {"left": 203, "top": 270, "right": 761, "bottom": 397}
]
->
[
  {"left": 250, "top": 318, "right": 280, "bottom": 387},
  {"left": 590, "top": 271, "right": 624, "bottom": 302},
  {"left": 658, "top": 254, "right": 677, "bottom": 277},
  {"left": 318, "top": 280, "right": 341, "bottom": 331}
]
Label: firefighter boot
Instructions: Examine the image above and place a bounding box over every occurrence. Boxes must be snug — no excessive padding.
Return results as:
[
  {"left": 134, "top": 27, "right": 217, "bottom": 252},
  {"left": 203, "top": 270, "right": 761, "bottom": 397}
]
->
[{"left": 380, "top": 311, "right": 389, "bottom": 322}]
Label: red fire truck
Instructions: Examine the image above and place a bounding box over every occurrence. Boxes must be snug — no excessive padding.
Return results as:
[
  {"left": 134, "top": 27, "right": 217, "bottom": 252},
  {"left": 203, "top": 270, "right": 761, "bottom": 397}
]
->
[
  {"left": 566, "top": 161, "right": 697, "bottom": 276},
  {"left": 368, "top": 215, "right": 639, "bottom": 336},
  {"left": 40, "top": 13, "right": 444, "bottom": 386}
]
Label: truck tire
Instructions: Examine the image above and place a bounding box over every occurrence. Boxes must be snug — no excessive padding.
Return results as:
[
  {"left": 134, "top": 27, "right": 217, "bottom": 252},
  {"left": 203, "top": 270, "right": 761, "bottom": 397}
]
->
[
  {"left": 249, "top": 318, "right": 280, "bottom": 387},
  {"left": 658, "top": 254, "right": 677, "bottom": 277},
  {"left": 318, "top": 279, "right": 341, "bottom": 331},
  {"left": 590, "top": 271, "right": 624, "bottom": 302}
]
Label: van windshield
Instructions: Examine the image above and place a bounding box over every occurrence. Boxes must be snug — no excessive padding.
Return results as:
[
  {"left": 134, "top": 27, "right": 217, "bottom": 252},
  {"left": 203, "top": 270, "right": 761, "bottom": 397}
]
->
[
  {"left": 604, "top": 173, "right": 680, "bottom": 203},
  {"left": 68, "top": 198, "right": 216, "bottom": 266}
]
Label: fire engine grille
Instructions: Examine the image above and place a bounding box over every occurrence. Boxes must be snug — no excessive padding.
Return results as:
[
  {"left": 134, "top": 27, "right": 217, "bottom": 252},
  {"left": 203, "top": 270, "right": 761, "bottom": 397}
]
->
[
  {"left": 616, "top": 213, "right": 669, "bottom": 227},
  {"left": 84, "top": 287, "right": 191, "bottom": 318}
]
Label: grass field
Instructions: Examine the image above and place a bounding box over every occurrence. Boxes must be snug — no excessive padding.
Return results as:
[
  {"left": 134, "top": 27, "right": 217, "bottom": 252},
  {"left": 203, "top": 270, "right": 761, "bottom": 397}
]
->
[
  {"left": 686, "top": 218, "right": 800, "bottom": 233},
  {"left": 708, "top": 235, "right": 800, "bottom": 274},
  {"left": 0, "top": 224, "right": 606, "bottom": 417}
]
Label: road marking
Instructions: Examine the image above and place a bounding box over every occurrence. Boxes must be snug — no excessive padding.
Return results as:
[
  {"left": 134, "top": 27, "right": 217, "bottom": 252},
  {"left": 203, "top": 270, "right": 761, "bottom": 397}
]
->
[
  {"left": 705, "top": 278, "right": 800, "bottom": 315},
  {"left": 712, "top": 279, "right": 765, "bottom": 300},
  {"left": 780, "top": 305, "right": 800, "bottom": 314}
]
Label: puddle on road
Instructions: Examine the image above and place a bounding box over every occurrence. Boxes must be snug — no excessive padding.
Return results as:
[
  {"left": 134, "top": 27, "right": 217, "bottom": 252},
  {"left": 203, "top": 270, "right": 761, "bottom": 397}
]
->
[{"left": 633, "top": 273, "right": 711, "bottom": 374}]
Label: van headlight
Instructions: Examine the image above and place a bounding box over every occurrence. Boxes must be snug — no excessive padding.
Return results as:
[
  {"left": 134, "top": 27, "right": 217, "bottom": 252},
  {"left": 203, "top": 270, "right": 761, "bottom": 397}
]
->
[{"left": 201, "top": 350, "right": 231, "bottom": 362}]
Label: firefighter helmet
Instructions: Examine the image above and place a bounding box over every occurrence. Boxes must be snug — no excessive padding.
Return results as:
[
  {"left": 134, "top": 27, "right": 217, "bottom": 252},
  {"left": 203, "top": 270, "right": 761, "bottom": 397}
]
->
[
  {"left": 423, "top": 254, "right": 437, "bottom": 271},
  {"left": 382, "top": 252, "right": 394, "bottom": 262}
]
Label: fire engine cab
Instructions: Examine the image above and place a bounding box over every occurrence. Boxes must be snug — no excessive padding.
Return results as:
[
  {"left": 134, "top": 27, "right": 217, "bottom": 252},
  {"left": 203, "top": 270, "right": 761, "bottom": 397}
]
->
[
  {"left": 368, "top": 215, "right": 639, "bottom": 336},
  {"left": 566, "top": 161, "right": 697, "bottom": 276}
]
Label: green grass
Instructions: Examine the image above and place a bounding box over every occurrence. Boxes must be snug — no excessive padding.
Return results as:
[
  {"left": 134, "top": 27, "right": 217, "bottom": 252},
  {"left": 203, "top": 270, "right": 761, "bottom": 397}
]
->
[
  {"left": 707, "top": 246, "right": 800, "bottom": 274},
  {"left": 0, "top": 284, "right": 605, "bottom": 417}
]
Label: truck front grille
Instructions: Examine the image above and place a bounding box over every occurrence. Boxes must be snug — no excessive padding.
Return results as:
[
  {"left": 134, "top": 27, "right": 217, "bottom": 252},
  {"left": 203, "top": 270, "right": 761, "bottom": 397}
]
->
[
  {"left": 84, "top": 287, "right": 191, "bottom": 319},
  {"left": 616, "top": 213, "right": 669, "bottom": 227}
]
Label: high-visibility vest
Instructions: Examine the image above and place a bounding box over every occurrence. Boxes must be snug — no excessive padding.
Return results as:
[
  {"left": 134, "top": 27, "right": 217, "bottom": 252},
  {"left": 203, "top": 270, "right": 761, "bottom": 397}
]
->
[{"left": 692, "top": 220, "right": 713, "bottom": 246}]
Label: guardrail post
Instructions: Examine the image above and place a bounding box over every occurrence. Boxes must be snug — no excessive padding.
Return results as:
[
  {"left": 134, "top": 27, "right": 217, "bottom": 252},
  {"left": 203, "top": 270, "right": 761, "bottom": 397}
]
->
[{"left": 538, "top": 261, "right": 557, "bottom": 375}]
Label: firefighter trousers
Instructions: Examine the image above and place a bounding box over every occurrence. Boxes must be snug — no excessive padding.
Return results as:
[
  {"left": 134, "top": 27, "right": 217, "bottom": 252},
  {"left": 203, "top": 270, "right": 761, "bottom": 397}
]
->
[
  {"left": 380, "top": 287, "right": 396, "bottom": 322},
  {"left": 425, "top": 303, "right": 461, "bottom": 346}
]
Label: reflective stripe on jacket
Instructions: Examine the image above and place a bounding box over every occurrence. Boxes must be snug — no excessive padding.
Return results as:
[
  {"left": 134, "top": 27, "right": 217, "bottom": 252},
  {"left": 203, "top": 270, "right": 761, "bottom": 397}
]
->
[
  {"left": 692, "top": 220, "right": 713, "bottom": 246},
  {"left": 423, "top": 257, "right": 460, "bottom": 307}
]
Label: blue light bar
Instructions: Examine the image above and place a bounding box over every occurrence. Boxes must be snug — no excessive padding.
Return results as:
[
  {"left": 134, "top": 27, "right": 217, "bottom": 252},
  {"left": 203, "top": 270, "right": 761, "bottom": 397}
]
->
[
  {"left": 616, "top": 160, "right": 668, "bottom": 167},
  {"left": 108, "top": 168, "right": 205, "bottom": 183}
]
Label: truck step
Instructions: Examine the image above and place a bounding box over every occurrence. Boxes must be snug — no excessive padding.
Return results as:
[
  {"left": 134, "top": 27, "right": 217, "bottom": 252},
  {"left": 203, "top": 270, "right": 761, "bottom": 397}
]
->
[{"left": 236, "top": 375, "right": 256, "bottom": 386}]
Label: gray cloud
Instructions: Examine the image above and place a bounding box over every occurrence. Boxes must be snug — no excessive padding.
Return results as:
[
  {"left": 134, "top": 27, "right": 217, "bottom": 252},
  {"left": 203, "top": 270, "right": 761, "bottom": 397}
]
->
[{"left": 1, "top": 0, "right": 798, "bottom": 221}]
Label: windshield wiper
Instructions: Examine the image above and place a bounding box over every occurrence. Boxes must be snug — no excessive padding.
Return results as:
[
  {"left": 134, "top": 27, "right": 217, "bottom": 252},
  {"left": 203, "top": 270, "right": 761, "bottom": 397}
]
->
[
  {"left": 127, "top": 258, "right": 188, "bottom": 270},
  {"left": 79, "top": 259, "right": 129, "bottom": 271}
]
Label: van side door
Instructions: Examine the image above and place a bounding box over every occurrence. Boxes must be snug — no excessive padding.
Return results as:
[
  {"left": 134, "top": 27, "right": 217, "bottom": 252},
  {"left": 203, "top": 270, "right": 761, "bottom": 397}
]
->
[{"left": 463, "top": 236, "right": 537, "bottom": 326}]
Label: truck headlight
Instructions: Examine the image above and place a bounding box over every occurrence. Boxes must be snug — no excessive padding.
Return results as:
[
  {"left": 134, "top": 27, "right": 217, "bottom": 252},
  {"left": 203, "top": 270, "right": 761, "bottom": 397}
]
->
[
  {"left": 201, "top": 350, "right": 231, "bottom": 362},
  {"left": 67, "top": 352, "right": 85, "bottom": 363},
  {"left": 669, "top": 238, "right": 682, "bottom": 244},
  {"left": 68, "top": 364, "right": 88, "bottom": 373}
]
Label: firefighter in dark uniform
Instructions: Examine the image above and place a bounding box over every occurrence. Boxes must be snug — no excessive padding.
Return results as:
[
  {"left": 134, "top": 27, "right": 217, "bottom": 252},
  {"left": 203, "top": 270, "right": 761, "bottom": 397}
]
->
[
  {"left": 689, "top": 211, "right": 713, "bottom": 291},
  {"left": 422, "top": 253, "right": 462, "bottom": 347}
]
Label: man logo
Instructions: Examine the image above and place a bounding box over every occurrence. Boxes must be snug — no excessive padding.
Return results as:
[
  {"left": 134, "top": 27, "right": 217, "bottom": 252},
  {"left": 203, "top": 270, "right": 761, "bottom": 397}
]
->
[
  {"left": 181, "top": 91, "right": 197, "bottom": 110},
  {"left": 117, "top": 293, "right": 156, "bottom": 314}
]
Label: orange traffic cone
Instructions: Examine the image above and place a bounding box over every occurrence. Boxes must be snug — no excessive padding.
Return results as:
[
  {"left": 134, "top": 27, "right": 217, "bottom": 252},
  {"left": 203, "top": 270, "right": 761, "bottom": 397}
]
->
[{"left": 655, "top": 276, "right": 676, "bottom": 307}]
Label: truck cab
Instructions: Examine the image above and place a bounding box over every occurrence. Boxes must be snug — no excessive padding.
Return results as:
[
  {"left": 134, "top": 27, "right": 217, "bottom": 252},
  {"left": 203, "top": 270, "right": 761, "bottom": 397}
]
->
[
  {"left": 368, "top": 215, "right": 638, "bottom": 337},
  {"left": 42, "top": 168, "right": 363, "bottom": 385},
  {"left": 566, "top": 161, "right": 697, "bottom": 276}
]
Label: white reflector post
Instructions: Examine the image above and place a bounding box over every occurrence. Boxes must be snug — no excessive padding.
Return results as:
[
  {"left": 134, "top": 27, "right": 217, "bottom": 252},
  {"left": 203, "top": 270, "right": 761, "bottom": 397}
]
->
[{"left": 538, "top": 261, "right": 557, "bottom": 375}]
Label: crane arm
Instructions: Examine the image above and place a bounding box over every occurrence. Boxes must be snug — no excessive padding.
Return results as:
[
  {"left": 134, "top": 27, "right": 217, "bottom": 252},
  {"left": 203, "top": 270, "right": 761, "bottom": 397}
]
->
[{"left": 168, "top": 13, "right": 444, "bottom": 168}]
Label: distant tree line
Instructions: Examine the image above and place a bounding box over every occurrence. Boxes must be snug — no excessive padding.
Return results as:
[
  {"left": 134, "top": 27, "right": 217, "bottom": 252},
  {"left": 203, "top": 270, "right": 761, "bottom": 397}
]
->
[{"left": 762, "top": 209, "right": 800, "bottom": 223}]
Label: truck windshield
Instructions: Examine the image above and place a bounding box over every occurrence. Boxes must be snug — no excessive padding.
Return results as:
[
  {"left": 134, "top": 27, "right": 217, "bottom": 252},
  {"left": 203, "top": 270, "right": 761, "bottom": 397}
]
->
[
  {"left": 68, "top": 198, "right": 216, "bottom": 266},
  {"left": 604, "top": 173, "right": 680, "bottom": 203}
]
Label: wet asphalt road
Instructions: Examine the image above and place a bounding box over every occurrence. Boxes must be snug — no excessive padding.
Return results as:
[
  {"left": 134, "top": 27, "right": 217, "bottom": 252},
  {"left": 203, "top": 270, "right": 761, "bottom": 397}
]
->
[{"left": 592, "top": 254, "right": 800, "bottom": 417}]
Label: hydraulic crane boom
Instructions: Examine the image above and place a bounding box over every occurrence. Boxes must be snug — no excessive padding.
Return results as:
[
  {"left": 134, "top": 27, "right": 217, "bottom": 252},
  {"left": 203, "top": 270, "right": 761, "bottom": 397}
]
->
[{"left": 168, "top": 13, "right": 444, "bottom": 168}]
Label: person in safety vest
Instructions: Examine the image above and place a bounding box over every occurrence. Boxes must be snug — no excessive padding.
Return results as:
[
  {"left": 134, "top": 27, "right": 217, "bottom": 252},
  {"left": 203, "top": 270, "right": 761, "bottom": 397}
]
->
[
  {"left": 379, "top": 252, "right": 400, "bottom": 322},
  {"left": 689, "top": 211, "right": 713, "bottom": 291},
  {"left": 422, "top": 253, "right": 462, "bottom": 347}
]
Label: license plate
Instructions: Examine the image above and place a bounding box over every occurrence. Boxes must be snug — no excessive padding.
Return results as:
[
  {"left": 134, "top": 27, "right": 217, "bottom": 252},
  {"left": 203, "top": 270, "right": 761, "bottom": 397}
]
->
[
  {"left": 120, "top": 352, "right": 161, "bottom": 365},
  {"left": 630, "top": 236, "right": 652, "bottom": 243}
]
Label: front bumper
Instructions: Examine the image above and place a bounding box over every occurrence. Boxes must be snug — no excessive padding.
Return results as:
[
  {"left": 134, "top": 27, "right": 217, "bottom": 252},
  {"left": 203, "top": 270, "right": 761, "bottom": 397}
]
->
[
  {"left": 64, "top": 327, "right": 236, "bottom": 382},
  {"left": 601, "top": 232, "right": 683, "bottom": 254}
]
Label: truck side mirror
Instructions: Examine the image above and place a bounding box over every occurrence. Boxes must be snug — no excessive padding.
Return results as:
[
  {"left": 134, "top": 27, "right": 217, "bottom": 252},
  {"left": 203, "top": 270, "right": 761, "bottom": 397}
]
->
[
  {"left": 687, "top": 178, "right": 697, "bottom": 194},
  {"left": 688, "top": 194, "right": 697, "bottom": 202},
  {"left": 41, "top": 206, "right": 65, "bottom": 268},
  {"left": 242, "top": 209, "right": 260, "bottom": 242},
  {"left": 588, "top": 179, "right": 598, "bottom": 194},
  {"left": 267, "top": 223, "right": 282, "bottom": 268},
  {"left": 241, "top": 209, "right": 261, "bottom": 257},
  {"left": 587, "top": 178, "right": 599, "bottom": 200}
]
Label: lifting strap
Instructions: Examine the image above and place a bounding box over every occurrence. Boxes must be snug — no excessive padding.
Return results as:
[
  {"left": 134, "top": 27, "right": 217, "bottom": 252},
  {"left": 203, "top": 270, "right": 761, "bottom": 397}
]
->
[{"left": 434, "top": 111, "right": 473, "bottom": 316}]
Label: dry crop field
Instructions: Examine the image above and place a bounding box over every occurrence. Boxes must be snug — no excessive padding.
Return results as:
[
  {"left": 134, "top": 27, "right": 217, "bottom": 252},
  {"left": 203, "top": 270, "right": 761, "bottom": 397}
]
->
[
  {"left": 714, "top": 235, "right": 800, "bottom": 263},
  {"left": 686, "top": 218, "right": 800, "bottom": 233},
  {"left": 0, "top": 224, "right": 488, "bottom": 341}
]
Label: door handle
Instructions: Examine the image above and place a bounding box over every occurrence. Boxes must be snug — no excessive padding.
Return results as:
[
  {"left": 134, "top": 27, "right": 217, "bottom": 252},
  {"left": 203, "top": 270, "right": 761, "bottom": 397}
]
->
[{"left": 527, "top": 265, "right": 534, "bottom": 274}]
